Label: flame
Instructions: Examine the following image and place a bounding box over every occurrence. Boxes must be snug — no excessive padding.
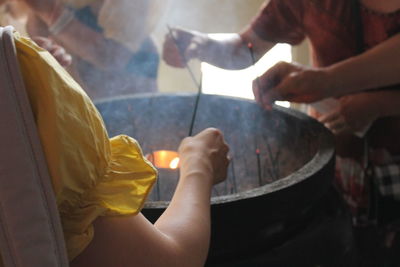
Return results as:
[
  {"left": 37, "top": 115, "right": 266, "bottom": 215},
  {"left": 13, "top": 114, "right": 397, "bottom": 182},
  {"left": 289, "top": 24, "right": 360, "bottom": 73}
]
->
[
  {"left": 169, "top": 157, "right": 180, "bottom": 169},
  {"left": 146, "top": 150, "right": 180, "bottom": 169}
]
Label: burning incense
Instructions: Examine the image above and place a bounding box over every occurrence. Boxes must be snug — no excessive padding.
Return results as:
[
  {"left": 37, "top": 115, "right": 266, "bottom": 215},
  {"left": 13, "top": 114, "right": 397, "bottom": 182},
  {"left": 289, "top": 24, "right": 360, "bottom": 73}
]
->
[
  {"left": 247, "top": 43, "right": 257, "bottom": 68},
  {"left": 150, "top": 151, "right": 161, "bottom": 200},
  {"left": 167, "top": 25, "right": 203, "bottom": 136},
  {"left": 247, "top": 43, "right": 262, "bottom": 100},
  {"left": 266, "top": 142, "right": 278, "bottom": 179},
  {"left": 273, "top": 149, "right": 281, "bottom": 179},
  {"left": 188, "top": 73, "right": 202, "bottom": 136},
  {"left": 247, "top": 42, "right": 272, "bottom": 111},
  {"left": 156, "top": 177, "right": 161, "bottom": 201},
  {"left": 167, "top": 25, "right": 201, "bottom": 88},
  {"left": 231, "top": 158, "right": 238, "bottom": 194},
  {"left": 256, "top": 148, "right": 262, "bottom": 186},
  {"left": 249, "top": 42, "right": 279, "bottom": 182}
]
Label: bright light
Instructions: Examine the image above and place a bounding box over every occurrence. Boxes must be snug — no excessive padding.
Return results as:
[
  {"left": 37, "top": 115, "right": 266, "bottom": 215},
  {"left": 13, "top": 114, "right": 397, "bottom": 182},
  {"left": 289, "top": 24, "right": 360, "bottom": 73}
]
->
[
  {"left": 275, "top": 101, "right": 291, "bottom": 108},
  {"left": 146, "top": 150, "right": 180, "bottom": 169},
  {"left": 202, "top": 41, "right": 292, "bottom": 104},
  {"left": 169, "top": 157, "right": 180, "bottom": 169}
]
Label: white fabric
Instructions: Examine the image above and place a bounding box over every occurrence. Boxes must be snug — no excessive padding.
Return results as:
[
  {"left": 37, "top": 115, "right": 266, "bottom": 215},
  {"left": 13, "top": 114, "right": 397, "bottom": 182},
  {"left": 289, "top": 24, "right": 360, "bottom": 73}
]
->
[{"left": 0, "top": 26, "right": 69, "bottom": 267}]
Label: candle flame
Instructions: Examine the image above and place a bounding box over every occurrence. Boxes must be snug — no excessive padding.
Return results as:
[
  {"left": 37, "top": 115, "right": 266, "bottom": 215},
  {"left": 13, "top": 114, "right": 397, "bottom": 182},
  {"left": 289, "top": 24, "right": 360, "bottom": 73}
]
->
[
  {"left": 146, "top": 150, "right": 180, "bottom": 169},
  {"left": 169, "top": 157, "right": 180, "bottom": 169}
]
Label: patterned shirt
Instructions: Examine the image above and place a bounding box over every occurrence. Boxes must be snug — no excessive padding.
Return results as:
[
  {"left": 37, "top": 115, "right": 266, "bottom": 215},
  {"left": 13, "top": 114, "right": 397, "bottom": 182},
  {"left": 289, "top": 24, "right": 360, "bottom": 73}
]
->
[{"left": 250, "top": 0, "right": 400, "bottom": 213}]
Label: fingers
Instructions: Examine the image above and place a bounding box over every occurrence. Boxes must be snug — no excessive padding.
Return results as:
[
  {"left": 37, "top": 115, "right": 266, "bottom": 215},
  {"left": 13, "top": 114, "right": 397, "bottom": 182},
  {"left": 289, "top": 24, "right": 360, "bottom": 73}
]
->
[
  {"left": 185, "top": 40, "right": 201, "bottom": 61},
  {"left": 163, "top": 29, "right": 185, "bottom": 68},
  {"left": 318, "top": 110, "right": 341, "bottom": 124},
  {"left": 252, "top": 62, "right": 300, "bottom": 108},
  {"left": 163, "top": 27, "right": 197, "bottom": 68},
  {"left": 253, "top": 63, "right": 327, "bottom": 105},
  {"left": 32, "top": 36, "right": 72, "bottom": 67},
  {"left": 49, "top": 45, "right": 72, "bottom": 67},
  {"left": 318, "top": 110, "right": 349, "bottom": 135},
  {"left": 193, "top": 128, "right": 230, "bottom": 184},
  {"left": 215, "top": 155, "right": 230, "bottom": 184},
  {"left": 32, "top": 36, "right": 53, "bottom": 50}
]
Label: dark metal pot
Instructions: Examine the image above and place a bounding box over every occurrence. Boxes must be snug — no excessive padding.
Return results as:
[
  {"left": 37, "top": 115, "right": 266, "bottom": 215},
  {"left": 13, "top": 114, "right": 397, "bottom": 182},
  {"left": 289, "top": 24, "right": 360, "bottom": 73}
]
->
[{"left": 96, "top": 93, "right": 338, "bottom": 265}]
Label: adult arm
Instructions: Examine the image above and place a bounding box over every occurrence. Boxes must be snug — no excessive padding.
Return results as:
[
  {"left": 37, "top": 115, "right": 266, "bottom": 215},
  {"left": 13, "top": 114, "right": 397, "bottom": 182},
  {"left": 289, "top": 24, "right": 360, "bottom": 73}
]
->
[
  {"left": 163, "top": 0, "right": 308, "bottom": 70},
  {"left": 71, "top": 128, "right": 229, "bottom": 267},
  {"left": 162, "top": 26, "right": 275, "bottom": 70},
  {"left": 24, "top": 0, "right": 142, "bottom": 72},
  {"left": 319, "top": 90, "right": 400, "bottom": 135},
  {"left": 255, "top": 33, "right": 400, "bottom": 107},
  {"left": 326, "top": 33, "right": 400, "bottom": 96}
]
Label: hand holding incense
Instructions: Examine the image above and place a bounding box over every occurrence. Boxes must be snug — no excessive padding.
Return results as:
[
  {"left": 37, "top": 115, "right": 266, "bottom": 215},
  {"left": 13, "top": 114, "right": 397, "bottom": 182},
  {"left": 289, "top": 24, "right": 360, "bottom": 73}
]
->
[{"left": 247, "top": 42, "right": 272, "bottom": 111}]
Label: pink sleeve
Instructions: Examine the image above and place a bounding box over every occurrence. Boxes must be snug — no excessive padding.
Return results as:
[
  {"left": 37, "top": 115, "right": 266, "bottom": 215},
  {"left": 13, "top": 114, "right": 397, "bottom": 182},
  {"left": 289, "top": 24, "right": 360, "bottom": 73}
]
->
[{"left": 250, "top": 0, "right": 306, "bottom": 45}]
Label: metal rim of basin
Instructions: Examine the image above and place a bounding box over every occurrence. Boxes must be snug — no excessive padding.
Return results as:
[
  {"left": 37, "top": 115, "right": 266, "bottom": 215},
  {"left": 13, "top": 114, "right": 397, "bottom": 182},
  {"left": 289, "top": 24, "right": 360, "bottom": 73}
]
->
[{"left": 95, "top": 93, "right": 335, "bottom": 210}]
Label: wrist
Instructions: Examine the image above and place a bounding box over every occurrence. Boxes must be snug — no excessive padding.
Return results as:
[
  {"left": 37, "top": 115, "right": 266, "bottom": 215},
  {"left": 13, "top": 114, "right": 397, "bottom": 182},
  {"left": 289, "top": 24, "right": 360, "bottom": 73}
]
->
[
  {"left": 323, "top": 65, "right": 345, "bottom": 98},
  {"left": 179, "top": 155, "right": 213, "bottom": 184},
  {"left": 191, "top": 32, "right": 211, "bottom": 62}
]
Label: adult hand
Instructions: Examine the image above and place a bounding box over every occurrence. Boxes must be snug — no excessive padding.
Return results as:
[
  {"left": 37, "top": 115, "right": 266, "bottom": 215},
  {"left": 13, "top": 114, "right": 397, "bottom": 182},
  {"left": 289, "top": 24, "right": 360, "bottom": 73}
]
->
[
  {"left": 253, "top": 61, "right": 333, "bottom": 108},
  {"left": 318, "top": 92, "right": 378, "bottom": 135},
  {"left": 32, "top": 36, "right": 72, "bottom": 67},
  {"left": 178, "top": 128, "right": 229, "bottom": 185},
  {"left": 163, "top": 27, "right": 208, "bottom": 68}
]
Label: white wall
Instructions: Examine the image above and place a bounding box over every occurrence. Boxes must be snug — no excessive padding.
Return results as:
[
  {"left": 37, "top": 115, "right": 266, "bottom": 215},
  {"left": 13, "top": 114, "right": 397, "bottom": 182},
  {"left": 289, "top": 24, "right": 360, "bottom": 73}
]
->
[
  {"left": 153, "top": 0, "right": 310, "bottom": 93},
  {"left": 153, "top": 0, "right": 266, "bottom": 93}
]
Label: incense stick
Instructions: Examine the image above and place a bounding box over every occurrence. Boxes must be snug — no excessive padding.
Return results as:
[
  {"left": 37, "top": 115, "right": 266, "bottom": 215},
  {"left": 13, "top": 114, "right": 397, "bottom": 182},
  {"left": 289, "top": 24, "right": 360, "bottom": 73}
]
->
[
  {"left": 247, "top": 43, "right": 262, "bottom": 101},
  {"left": 247, "top": 42, "right": 272, "bottom": 111},
  {"left": 231, "top": 158, "right": 238, "bottom": 194},
  {"left": 167, "top": 25, "right": 200, "bottom": 88},
  {"left": 167, "top": 25, "right": 203, "bottom": 136},
  {"left": 256, "top": 148, "right": 263, "bottom": 186},
  {"left": 273, "top": 149, "right": 281, "bottom": 180},
  {"left": 265, "top": 141, "right": 278, "bottom": 179},
  {"left": 151, "top": 151, "right": 161, "bottom": 201},
  {"left": 248, "top": 42, "right": 279, "bottom": 182},
  {"left": 188, "top": 73, "right": 202, "bottom": 136}
]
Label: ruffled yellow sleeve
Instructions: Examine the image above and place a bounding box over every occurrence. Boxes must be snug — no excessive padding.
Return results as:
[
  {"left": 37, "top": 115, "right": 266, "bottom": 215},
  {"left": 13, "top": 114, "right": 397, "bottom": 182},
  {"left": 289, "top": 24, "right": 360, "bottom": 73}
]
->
[{"left": 14, "top": 33, "right": 157, "bottom": 261}]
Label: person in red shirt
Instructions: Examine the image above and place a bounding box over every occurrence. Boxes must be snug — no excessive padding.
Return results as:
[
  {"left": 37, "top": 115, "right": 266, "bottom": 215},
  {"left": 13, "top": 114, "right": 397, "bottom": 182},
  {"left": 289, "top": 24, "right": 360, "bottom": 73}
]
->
[{"left": 163, "top": 0, "right": 400, "bottom": 248}]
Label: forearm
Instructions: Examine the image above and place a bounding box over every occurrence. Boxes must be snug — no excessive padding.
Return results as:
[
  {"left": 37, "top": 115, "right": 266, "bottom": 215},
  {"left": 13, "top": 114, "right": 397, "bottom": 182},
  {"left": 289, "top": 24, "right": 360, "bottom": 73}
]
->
[
  {"left": 195, "top": 33, "right": 251, "bottom": 70},
  {"left": 326, "top": 33, "right": 400, "bottom": 96},
  {"left": 34, "top": 8, "right": 132, "bottom": 71},
  {"left": 53, "top": 20, "right": 132, "bottom": 71},
  {"left": 197, "top": 28, "right": 274, "bottom": 70},
  {"left": 154, "top": 158, "right": 213, "bottom": 266}
]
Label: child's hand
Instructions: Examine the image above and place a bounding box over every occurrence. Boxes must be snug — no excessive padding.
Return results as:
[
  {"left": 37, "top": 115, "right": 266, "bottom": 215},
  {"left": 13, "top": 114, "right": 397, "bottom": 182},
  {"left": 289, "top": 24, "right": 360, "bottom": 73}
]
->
[{"left": 179, "top": 128, "right": 230, "bottom": 185}]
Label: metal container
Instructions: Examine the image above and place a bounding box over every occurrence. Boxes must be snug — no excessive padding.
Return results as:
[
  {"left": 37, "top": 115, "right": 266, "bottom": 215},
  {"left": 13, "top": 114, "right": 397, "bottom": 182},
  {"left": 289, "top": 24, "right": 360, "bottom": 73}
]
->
[{"left": 96, "top": 93, "right": 341, "bottom": 265}]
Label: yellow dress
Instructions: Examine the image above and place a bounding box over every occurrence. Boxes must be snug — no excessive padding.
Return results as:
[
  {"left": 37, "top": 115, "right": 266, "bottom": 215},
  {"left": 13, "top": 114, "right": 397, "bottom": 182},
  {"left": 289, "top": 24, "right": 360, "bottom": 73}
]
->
[{"left": 13, "top": 33, "right": 157, "bottom": 261}]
